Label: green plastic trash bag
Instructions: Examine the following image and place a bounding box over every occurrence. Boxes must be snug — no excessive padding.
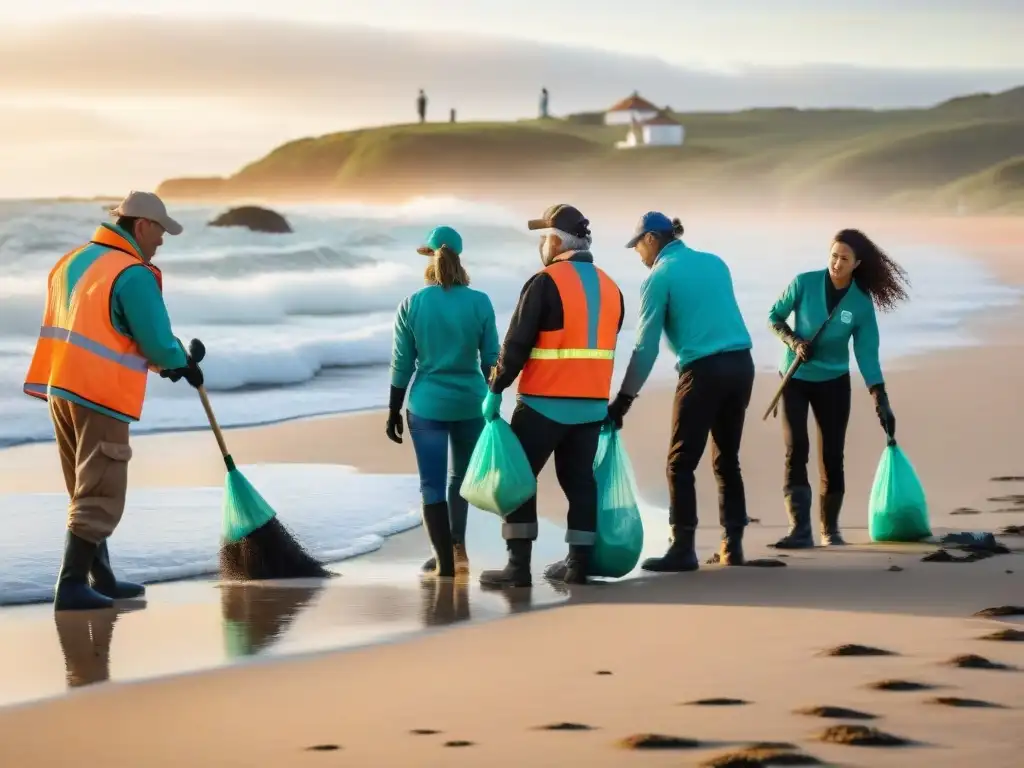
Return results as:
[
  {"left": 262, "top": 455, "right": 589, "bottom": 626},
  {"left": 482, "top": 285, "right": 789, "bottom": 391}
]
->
[
  {"left": 591, "top": 425, "right": 644, "bottom": 578},
  {"left": 868, "top": 440, "right": 931, "bottom": 542},
  {"left": 459, "top": 418, "right": 536, "bottom": 517}
]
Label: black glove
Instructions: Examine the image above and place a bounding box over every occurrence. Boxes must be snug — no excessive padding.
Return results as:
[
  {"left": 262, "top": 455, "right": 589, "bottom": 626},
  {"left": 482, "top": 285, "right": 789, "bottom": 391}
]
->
[
  {"left": 607, "top": 392, "right": 636, "bottom": 430},
  {"left": 160, "top": 338, "right": 204, "bottom": 389},
  {"left": 386, "top": 385, "right": 406, "bottom": 444},
  {"left": 871, "top": 385, "right": 896, "bottom": 441},
  {"left": 771, "top": 321, "right": 811, "bottom": 362}
]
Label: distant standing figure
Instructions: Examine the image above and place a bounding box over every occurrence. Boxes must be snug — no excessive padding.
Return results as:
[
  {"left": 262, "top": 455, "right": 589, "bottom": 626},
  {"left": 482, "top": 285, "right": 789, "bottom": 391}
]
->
[
  {"left": 767, "top": 229, "right": 908, "bottom": 549},
  {"left": 450, "top": 108, "right": 456, "bottom": 123},
  {"left": 540, "top": 87, "right": 549, "bottom": 119},
  {"left": 387, "top": 226, "right": 500, "bottom": 578},
  {"left": 417, "top": 89, "right": 427, "bottom": 123},
  {"left": 608, "top": 212, "right": 754, "bottom": 571}
]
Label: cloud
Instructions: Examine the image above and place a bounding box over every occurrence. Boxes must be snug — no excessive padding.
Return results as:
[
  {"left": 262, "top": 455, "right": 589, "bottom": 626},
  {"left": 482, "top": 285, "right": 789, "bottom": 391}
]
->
[
  {"left": 0, "top": 104, "right": 135, "bottom": 142},
  {"left": 1, "top": 15, "right": 1021, "bottom": 118}
]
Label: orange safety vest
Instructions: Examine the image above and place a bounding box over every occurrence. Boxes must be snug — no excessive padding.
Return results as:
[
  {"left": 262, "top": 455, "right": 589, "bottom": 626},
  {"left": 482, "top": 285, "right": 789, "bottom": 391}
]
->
[
  {"left": 518, "top": 259, "right": 622, "bottom": 400},
  {"left": 23, "top": 225, "right": 163, "bottom": 421}
]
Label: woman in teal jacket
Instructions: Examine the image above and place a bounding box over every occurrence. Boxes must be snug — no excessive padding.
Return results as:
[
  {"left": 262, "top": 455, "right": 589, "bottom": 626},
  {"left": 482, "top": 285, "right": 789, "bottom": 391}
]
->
[
  {"left": 387, "top": 226, "right": 500, "bottom": 578},
  {"left": 768, "top": 229, "right": 909, "bottom": 549}
]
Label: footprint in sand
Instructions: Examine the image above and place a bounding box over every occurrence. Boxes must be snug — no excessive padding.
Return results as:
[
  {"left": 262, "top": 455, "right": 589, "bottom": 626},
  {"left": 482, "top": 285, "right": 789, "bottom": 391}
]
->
[
  {"left": 867, "top": 679, "right": 936, "bottom": 692},
  {"left": 794, "top": 705, "right": 878, "bottom": 720},
  {"left": 945, "top": 653, "right": 1015, "bottom": 670},
  {"left": 684, "top": 697, "right": 750, "bottom": 706},
  {"left": 820, "top": 644, "right": 897, "bottom": 657},
  {"left": 617, "top": 733, "right": 700, "bottom": 750},
  {"left": 701, "top": 745, "right": 823, "bottom": 766},
  {"left": 536, "top": 722, "right": 596, "bottom": 731},
  {"left": 816, "top": 724, "right": 911, "bottom": 746},
  {"left": 978, "top": 628, "right": 1024, "bottom": 642},
  {"left": 927, "top": 696, "right": 1008, "bottom": 709},
  {"left": 973, "top": 605, "right": 1024, "bottom": 618}
]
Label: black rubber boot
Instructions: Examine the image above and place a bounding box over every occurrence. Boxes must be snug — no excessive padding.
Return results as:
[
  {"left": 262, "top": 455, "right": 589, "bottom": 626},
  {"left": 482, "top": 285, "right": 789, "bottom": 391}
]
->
[
  {"left": 641, "top": 527, "right": 699, "bottom": 572},
  {"left": 90, "top": 540, "right": 146, "bottom": 600},
  {"left": 820, "top": 493, "right": 847, "bottom": 546},
  {"left": 421, "top": 502, "right": 455, "bottom": 578},
  {"left": 717, "top": 527, "right": 745, "bottom": 565},
  {"left": 421, "top": 541, "right": 470, "bottom": 574},
  {"left": 544, "top": 545, "right": 592, "bottom": 585},
  {"left": 479, "top": 540, "right": 532, "bottom": 588},
  {"left": 770, "top": 487, "right": 815, "bottom": 549},
  {"left": 54, "top": 531, "right": 115, "bottom": 612}
]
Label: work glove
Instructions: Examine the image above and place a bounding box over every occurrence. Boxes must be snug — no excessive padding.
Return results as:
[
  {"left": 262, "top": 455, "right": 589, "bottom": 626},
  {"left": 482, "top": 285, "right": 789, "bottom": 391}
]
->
[
  {"left": 871, "top": 385, "right": 896, "bottom": 442},
  {"left": 159, "top": 338, "right": 205, "bottom": 389},
  {"left": 606, "top": 392, "right": 636, "bottom": 430},
  {"left": 772, "top": 321, "right": 811, "bottom": 362},
  {"left": 482, "top": 390, "right": 502, "bottom": 422},
  {"left": 386, "top": 385, "right": 406, "bottom": 444}
]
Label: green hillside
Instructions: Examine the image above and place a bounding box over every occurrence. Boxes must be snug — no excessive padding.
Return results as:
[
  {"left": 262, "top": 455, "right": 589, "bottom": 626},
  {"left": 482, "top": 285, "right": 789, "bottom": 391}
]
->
[{"left": 158, "top": 86, "right": 1024, "bottom": 213}]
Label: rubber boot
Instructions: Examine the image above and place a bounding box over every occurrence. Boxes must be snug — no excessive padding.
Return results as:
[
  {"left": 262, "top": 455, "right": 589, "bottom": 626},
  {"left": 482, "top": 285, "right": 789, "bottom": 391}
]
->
[
  {"left": 770, "top": 487, "right": 815, "bottom": 549},
  {"left": 90, "top": 540, "right": 146, "bottom": 599},
  {"left": 54, "top": 531, "right": 115, "bottom": 612},
  {"left": 421, "top": 502, "right": 455, "bottom": 578},
  {"left": 820, "top": 492, "right": 847, "bottom": 546},
  {"left": 543, "top": 545, "right": 592, "bottom": 585},
  {"left": 421, "top": 541, "right": 470, "bottom": 574},
  {"left": 479, "top": 540, "right": 532, "bottom": 588},
  {"left": 717, "top": 527, "right": 745, "bottom": 565},
  {"left": 641, "top": 527, "right": 699, "bottom": 573}
]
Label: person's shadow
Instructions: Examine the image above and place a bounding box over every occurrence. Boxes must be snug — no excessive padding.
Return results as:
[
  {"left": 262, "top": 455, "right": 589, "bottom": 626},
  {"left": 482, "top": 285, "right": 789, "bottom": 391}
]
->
[
  {"left": 219, "top": 581, "right": 325, "bottom": 659},
  {"left": 53, "top": 605, "right": 143, "bottom": 690}
]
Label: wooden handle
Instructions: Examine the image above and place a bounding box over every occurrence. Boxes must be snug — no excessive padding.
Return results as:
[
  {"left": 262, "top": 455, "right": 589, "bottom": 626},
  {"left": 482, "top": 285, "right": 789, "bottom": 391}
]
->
[
  {"left": 196, "top": 386, "right": 230, "bottom": 460},
  {"left": 762, "top": 357, "right": 801, "bottom": 421}
]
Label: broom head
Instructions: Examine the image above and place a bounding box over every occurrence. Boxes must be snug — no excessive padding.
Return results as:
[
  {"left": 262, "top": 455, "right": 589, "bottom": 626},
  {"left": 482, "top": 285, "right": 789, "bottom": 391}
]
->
[{"left": 218, "top": 467, "right": 331, "bottom": 580}]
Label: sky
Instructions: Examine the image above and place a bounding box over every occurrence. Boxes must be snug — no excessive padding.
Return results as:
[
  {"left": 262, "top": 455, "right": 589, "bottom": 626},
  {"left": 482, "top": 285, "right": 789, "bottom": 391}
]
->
[{"left": 1, "top": 1, "right": 1022, "bottom": 197}]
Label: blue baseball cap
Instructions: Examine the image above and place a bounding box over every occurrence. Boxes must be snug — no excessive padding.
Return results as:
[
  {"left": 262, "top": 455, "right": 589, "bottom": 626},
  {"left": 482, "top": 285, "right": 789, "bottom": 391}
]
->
[
  {"left": 416, "top": 225, "right": 463, "bottom": 256},
  {"left": 625, "top": 211, "right": 675, "bottom": 248}
]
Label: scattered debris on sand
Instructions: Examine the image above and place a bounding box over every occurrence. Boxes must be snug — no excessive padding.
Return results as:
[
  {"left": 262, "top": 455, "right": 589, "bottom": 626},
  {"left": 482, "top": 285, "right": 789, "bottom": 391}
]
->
[
  {"left": 927, "top": 696, "right": 1007, "bottom": 709},
  {"left": 821, "top": 643, "right": 896, "bottom": 657},
  {"left": 978, "top": 628, "right": 1024, "bottom": 642},
  {"left": 536, "top": 722, "right": 595, "bottom": 731},
  {"left": 617, "top": 733, "right": 700, "bottom": 750},
  {"left": 973, "top": 605, "right": 1024, "bottom": 618},
  {"left": 990, "top": 476, "right": 1024, "bottom": 482},
  {"left": 867, "top": 679, "right": 935, "bottom": 692},
  {"left": 945, "top": 653, "right": 1013, "bottom": 670},
  {"left": 595, "top": 669, "right": 613, "bottom": 675},
  {"left": 794, "top": 705, "right": 877, "bottom": 720},
  {"left": 443, "top": 740, "right": 474, "bottom": 748},
  {"left": 816, "top": 724, "right": 910, "bottom": 746},
  {"left": 951, "top": 507, "right": 981, "bottom": 515},
  {"left": 888, "top": 564, "right": 904, "bottom": 571},
  {"left": 409, "top": 729, "right": 441, "bottom": 735},
  {"left": 684, "top": 697, "right": 749, "bottom": 706},
  {"left": 305, "top": 744, "right": 340, "bottom": 751},
  {"left": 701, "top": 745, "right": 822, "bottom": 766}
]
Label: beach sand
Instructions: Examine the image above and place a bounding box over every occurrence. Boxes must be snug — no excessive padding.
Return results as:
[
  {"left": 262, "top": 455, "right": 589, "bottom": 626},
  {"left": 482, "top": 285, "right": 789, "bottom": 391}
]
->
[{"left": 0, "top": 215, "right": 1021, "bottom": 766}]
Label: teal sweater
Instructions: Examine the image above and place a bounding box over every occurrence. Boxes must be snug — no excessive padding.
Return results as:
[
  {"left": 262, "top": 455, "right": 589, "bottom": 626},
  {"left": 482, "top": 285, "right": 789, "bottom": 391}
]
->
[
  {"left": 621, "top": 240, "right": 752, "bottom": 396},
  {"left": 768, "top": 269, "right": 884, "bottom": 387},
  {"left": 390, "top": 284, "right": 500, "bottom": 422},
  {"left": 48, "top": 224, "right": 188, "bottom": 422}
]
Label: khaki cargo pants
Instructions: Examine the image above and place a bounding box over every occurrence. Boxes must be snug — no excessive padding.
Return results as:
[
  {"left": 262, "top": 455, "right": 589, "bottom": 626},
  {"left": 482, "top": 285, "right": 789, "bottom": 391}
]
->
[{"left": 49, "top": 398, "right": 132, "bottom": 544}]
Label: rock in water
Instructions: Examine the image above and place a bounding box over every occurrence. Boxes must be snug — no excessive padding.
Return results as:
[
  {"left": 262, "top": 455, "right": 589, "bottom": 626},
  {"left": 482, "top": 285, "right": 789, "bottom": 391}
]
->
[{"left": 208, "top": 206, "right": 292, "bottom": 233}]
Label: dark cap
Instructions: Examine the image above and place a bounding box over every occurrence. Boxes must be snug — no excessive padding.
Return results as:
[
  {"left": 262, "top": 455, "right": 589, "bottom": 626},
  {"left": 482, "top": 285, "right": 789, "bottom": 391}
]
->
[{"left": 527, "top": 204, "right": 590, "bottom": 238}]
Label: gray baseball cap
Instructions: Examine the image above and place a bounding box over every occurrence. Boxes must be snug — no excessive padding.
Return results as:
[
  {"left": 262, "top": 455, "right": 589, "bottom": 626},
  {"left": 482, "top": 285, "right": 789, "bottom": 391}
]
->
[{"left": 109, "top": 191, "right": 183, "bottom": 236}]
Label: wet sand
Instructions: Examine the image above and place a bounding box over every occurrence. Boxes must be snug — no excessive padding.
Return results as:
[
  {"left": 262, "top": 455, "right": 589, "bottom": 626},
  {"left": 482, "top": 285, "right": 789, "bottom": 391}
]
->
[{"left": 0, "top": 216, "right": 1022, "bottom": 765}]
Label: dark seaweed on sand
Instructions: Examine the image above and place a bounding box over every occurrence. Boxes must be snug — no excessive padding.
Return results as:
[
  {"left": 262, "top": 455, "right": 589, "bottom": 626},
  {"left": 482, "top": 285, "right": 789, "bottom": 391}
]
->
[
  {"left": 794, "top": 705, "right": 877, "bottom": 720},
  {"left": 701, "top": 745, "right": 823, "bottom": 766},
  {"left": 867, "top": 679, "right": 935, "bottom": 692},
  {"left": 979, "top": 628, "right": 1024, "bottom": 642},
  {"left": 927, "top": 696, "right": 1007, "bottom": 709},
  {"left": 821, "top": 643, "right": 896, "bottom": 657},
  {"left": 816, "top": 725, "right": 910, "bottom": 746},
  {"left": 945, "top": 654, "right": 1013, "bottom": 670},
  {"left": 617, "top": 733, "right": 700, "bottom": 749},
  {"left": 973, "top": 605, "right": 1024, "bottom": 617}
]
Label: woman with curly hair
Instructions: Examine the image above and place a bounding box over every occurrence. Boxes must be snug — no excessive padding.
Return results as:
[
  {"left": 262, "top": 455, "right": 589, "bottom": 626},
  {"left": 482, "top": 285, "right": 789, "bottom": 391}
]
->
[{"left": 768, "top": 229, "right": 910, "bottom": 549}]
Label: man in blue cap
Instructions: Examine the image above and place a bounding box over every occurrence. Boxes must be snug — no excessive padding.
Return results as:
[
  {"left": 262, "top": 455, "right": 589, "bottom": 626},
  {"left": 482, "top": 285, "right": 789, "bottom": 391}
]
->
[{"left": 608, "top": 212, "right": 755, "bottom": 571}]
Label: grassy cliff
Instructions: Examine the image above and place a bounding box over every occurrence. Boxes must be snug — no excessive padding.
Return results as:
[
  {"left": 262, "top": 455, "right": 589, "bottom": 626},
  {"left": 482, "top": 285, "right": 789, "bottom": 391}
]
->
[{"left": 158, "top": 86, "right": 1024, "bottom": 213}]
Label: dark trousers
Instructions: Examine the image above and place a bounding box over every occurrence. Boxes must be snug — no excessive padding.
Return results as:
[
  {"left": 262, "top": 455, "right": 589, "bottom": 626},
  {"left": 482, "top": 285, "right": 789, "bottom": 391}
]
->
[
  {"left": 501, "top": 402, "right": 602, "bottom": 546},
  {"left": 667, "top": 349, "right": 755, "bottom": 532},
  {"left": 780, "top": 373, "right": 851, "bottom": 495}
]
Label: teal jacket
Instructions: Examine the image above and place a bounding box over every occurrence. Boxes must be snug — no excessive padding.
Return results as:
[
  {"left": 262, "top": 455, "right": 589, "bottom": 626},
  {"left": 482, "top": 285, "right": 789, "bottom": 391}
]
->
[
  {"left": 620, "top": 240, "right": 752, "bottom": 396},
  {"left": 48, "top": 223, "right": 188, "bottom": 422},
  {"left": 390, "top": 284, "right": 500, "bottom": 422},
  {"left": 768, "top": 269, "right": 884, "bottom": 387}
]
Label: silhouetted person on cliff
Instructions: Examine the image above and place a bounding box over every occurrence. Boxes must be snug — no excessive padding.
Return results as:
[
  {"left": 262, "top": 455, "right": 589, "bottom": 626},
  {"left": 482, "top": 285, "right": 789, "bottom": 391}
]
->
[
  {"left": 450, "top": 108, "right": 456, "bottom": 123},
  {"left": 540, "top": 87, "right": 549, "bottom": 119},
  {"left": 417, "top": 89, "right": 427, "bottom": 123}
]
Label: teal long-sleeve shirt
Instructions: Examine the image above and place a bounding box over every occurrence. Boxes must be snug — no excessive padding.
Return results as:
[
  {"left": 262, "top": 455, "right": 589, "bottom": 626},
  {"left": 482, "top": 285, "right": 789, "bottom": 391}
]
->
[
  {"left": 768, "top": 269, "right": 884, "bottom": 388},
  {"left": 390, "top": 284, "right": 500, "bottom": 422},
  {"left": 620, "top": 240, "right": 752, "bottom": 396}
]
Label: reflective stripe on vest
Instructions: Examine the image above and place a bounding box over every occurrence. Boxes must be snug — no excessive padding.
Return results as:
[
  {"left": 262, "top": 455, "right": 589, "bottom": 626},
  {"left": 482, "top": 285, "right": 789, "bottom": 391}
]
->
[
  {"left": 518, "top": 259, "right": 622, "bottom": 400},
  {"left": 22, "top": 227, "right": 157, "bottom": 421}
]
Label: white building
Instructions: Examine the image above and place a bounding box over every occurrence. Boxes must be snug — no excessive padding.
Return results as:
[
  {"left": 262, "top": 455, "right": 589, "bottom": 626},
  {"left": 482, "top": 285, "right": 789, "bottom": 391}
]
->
[
  {"left": 615, "top": 111, "right": 686, "bottom": 149},
  {"left": 604, "top": 91, "right": 660, "bottom": 125}
]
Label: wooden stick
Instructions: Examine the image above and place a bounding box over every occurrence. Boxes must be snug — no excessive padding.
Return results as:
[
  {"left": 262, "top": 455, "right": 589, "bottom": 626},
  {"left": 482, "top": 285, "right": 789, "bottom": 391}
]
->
[
  {"left": 762, "top": 356, "right": 801, "bottom": 421},
  {"left": 196, "top": 386, "right": 231, "bottom": 461}
]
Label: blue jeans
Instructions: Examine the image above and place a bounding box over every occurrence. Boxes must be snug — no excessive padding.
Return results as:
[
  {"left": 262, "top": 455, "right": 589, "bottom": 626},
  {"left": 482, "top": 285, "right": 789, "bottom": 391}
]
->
[{"left": 407, "top": 413, "right": 485, "bottom": 544}]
